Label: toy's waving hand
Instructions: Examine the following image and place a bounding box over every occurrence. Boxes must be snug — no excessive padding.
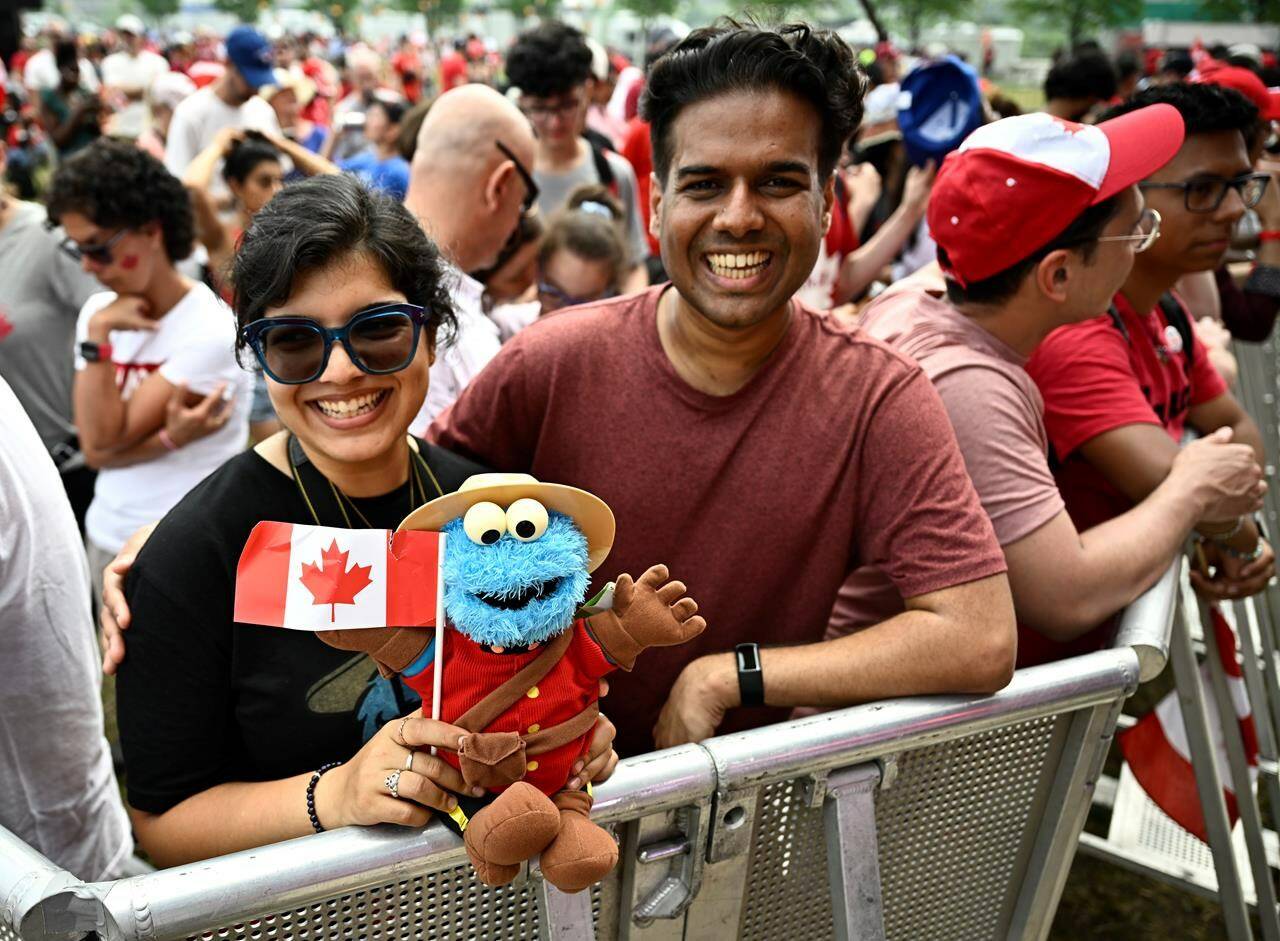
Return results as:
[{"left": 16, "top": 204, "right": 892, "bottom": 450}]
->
[{"left": 588, "top": 564, "right": 707, "bottom": 671}]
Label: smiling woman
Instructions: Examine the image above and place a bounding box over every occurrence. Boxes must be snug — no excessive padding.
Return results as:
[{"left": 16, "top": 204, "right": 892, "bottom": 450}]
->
[{"left": 110, "top": 175, "right": 616, "bottom": 868}]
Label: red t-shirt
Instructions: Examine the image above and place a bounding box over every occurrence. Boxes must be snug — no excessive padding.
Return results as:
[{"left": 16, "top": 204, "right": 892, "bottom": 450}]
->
[
  {"left": 404, "top": 621, "right": 611, "bottom": 795},
  {"left": 440, "top": 52, "right": 467, "bottom": 93},
  {"left": 430, "top": 287, "right": 1007, "bottom": 756},
  {"left": 1023, "top": 291, "right": 1228, "bottom": 664},
  {"left": 619, "top": 117, "right": 657, "bottom": 256}
]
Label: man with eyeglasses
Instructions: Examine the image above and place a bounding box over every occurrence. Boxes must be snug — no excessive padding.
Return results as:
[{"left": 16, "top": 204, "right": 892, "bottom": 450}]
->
[
  {"left": 1027, "top": 82, "right": 1276, "bottom": 616},
  {"left": 833, "top": 108, "right": 1266, "bottom": 668},
  {"left": 403, "top": 84, "right": 540, "bottom": 429},
  {"left": 505, "top": 21, "right": 649, "bottom": 295}
]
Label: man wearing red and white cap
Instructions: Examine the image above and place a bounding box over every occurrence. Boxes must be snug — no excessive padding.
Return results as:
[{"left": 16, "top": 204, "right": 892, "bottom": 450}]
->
[
  {"left": 1027, "top": 82, "right": 1275, "bottom": 621},
  {"left": 832, "top": 105, "right": 1268, "bottom": 668}
]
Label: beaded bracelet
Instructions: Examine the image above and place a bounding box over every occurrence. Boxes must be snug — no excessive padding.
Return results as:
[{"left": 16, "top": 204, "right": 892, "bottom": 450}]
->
[{"left": 307, "top": 762, "right": 341, "bottom": 833}]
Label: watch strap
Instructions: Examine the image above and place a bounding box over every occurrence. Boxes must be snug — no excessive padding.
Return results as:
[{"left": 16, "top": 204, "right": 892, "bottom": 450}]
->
[
  {"left": 735, "top": 642, "right": 764, "bottom": 707},
  {"left": 79, "top": 340, "right": 113, "bottom": 363}
]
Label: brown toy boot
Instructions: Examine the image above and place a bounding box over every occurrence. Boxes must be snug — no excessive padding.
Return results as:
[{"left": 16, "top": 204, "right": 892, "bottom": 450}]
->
[
  {"left": 463, "top": 782, "right": 560, "bottom": 886},
  {"left": 538, "top": 789, "right": 618, "bottom": 893}
]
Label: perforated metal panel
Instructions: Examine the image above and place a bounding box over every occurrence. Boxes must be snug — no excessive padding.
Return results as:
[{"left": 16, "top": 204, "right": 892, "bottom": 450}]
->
[
  {"left": 738, "top": 713, "right": 1060, "bottom": 941},
  {"left": 182, "top": 865, "right": 609, "bottom": 941}
]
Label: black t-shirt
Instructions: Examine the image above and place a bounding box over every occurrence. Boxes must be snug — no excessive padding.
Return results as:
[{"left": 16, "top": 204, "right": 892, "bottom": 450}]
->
[{"left": 117, "top": 439, "right": 487, "bottom": 814}]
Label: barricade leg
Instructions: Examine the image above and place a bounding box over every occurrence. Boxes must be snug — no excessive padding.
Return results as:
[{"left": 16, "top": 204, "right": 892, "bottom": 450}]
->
[
  {"left": 822, "top": 763, "right": 886, "bottom": 941},
  {"left": 537, "top": 879, "right": 596, "bottom": 941},
  {"left": 1232, "top": 598, "right": 1280, "bottom": 843},
  {"left": 1171, "top": 594, "right": 1254, "bottom": 940},
  {"left": 1200, "top": 597, "right": 1280, "bottom": 940},
  {"left": 1007, "top": 699, "right": 1127, "bottom": 941}
]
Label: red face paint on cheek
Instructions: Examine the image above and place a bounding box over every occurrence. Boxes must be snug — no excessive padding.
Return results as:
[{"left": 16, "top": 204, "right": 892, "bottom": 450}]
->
[{"left": 120, "top": 255, "right": 139, "bottom": 271}]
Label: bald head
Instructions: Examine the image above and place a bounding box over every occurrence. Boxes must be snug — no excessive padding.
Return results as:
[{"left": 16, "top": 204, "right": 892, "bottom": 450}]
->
[
  {"left": 412, "top": 84, "right": 535, "bottom": 181},
  {"left": 405, "top": 84, "right": 537, "bottom": 272}
]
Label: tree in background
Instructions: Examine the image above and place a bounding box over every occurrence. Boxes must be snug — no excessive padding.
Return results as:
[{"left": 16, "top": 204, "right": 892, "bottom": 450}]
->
[
  {"left": 616, "top": 0, "right": 677, "bottom": 38},
  {"left": 393, "top": 0, "right": 467, "bottom": 38},
  {"left": 887, "top": 0, "right": 970, "bottom": 46},
  {"left": 135, "top": 0, "right": 181, "bottom": 25},
  {"left": 212, "top": 0, "right": 262, "bottom": 23},
  {"left": 1200, "top": 0, "right": 1280, "bottom": 22},
  {"left": 309, "top": 0, "right": 362, "bottom": 34},
  {"left": 495, "top": 0, "right": 562, "bottom": 21},
  {"left": 1009, "top": 0, "right": 1142, "bottom": 50}
]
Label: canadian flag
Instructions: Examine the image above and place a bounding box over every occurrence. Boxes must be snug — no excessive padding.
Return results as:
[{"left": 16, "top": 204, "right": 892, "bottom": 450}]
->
[
  {"left": 1119, "top": 605, "right": 1259, "bottom": 842},
  {"left": 234, "top": 522, "right": 445, "bottom": 630}
]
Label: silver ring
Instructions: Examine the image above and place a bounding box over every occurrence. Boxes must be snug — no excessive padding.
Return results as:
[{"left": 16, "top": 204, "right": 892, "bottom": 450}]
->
[
  {"left": 385, "top": 770, "right": 403, "bottom": 800},
  {"left": 404, "top": 750, "right": 415, "bottom": 772}
]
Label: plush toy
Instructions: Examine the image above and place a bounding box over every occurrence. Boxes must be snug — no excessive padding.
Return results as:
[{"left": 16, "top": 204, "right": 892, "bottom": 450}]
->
[{"left": 320, "top": 473, "right": 706, "bottom": 892}]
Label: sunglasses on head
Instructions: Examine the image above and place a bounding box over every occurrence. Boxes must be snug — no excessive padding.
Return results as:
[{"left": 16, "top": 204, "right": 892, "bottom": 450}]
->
[
  {"left": 58, "top": 227, "right": 129, "bottom": 265},
  {"left": 241, "top": 302, "right": 428, "bottom": 385}
]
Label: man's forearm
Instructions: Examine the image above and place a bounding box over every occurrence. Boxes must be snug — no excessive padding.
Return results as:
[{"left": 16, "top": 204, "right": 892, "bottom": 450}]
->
[
  {"left": 130, "top": 773, "right": 317, "bottom": 869},
  {"left": 693, "top": 602, "right": 1013, "bottom": 712}
]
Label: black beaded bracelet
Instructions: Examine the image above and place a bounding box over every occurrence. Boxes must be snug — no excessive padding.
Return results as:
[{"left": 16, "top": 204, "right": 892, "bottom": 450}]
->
[{"left": 307, "top": 762, "right": 341, "bottom": 833}]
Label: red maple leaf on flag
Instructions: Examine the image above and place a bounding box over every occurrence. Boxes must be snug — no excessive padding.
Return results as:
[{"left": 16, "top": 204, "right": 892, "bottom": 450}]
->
[{"left": 299, "top": 539, "right": 374, "bottom": 622}]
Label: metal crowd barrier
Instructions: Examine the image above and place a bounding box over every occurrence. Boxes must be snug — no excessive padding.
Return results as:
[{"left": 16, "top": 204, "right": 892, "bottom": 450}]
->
[{"left": 1, "top": 584, "right": 1170, "bottom": 941}]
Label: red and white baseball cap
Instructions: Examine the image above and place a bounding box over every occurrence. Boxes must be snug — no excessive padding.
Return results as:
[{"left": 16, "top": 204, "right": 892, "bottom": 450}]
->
[
  {"left": 929, "top": 105, "right": 1184, "bottom": 286},
  {"left": 1192, "top": 60, "right": 1280, "bottom": 121}
]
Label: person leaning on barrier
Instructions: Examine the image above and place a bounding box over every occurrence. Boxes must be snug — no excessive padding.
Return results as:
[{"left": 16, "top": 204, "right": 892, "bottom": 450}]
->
[
  {"left": 105, "top": 176, "right": 618, "bottom": 868},
  {"left": 1026, "top": 82, "right": 1276, "bottom": 623},
  {"left": 831, "top": 107, "right": 1267, "bottom": 668},
  {"left": 101, "top": 24, "right": 1014, "bottom": 766},
  {"left": 428, "top": 22, "right": 1016, "bottom": 755}
]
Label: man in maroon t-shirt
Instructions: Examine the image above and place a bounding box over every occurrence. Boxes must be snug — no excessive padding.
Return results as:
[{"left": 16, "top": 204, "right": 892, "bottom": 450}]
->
[
  {"left": 431, "top": 24, "right": 1015, "bottom": 757},
  {"left": 1028, "top": 82, "right": 1276, "bottom": 611}
]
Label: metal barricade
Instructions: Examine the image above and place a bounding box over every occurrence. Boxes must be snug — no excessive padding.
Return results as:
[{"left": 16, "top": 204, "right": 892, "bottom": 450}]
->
[{"left": 2, "top": 600, "right": 1163, "bottom": 941}]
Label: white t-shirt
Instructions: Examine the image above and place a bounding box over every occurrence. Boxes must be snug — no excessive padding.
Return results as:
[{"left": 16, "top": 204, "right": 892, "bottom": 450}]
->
[
  {"left": 0, "top": 376, "right": 133, "bottom": 881},
  {"left": 410, "top": 268, "right": 500, "bottom": 435},
  {"left": 75, "top": 282, "right": 252, "bottom": 552},
  {"left": 101, "top": 50, "right": 170, "bottom": 139},
  {"left": 23, "top": 49, "right": 99, "bottom": 92},
  {"left": 163, "top": 86, "right": 279, "bottom": 179}
]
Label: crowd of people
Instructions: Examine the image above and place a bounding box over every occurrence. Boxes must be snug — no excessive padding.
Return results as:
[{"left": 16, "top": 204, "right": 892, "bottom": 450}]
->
[{"left": 1, "top": 15, "right": 1278, "bottom": 898}]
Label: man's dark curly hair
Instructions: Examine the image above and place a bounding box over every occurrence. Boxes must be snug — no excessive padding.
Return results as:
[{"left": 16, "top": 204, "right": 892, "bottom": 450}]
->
[
  {"left": 640, "top": 22, "right": 866, "bottom": 185},
  {"left": 47, "top": 138, "right": 194, "bottom": 262},
  {"left": 232, "top": 174, "right": 456, "bottom": 362},
  {"left": 1100, "top": 81, "right": 1259, "bottom": 138},
  {"left": 1043, "top": 53, "right": 1117, "bottom": 103},
  {"left": 506, "top": 21, "right": 592, "bottom": 99}
]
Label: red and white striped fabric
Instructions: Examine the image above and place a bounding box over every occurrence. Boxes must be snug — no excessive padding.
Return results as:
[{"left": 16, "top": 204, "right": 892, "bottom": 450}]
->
[
  {"left": 234, "top": 522, "right": 444, "bottom": 630},
  {"left": 1119, "top": 606, "right": 1259, "bottom": 842}
]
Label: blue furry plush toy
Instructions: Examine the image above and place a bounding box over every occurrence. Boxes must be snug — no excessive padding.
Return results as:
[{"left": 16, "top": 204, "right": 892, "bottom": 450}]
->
[{"left": 320, "top": 473, "right": 705, "bottom": 893}]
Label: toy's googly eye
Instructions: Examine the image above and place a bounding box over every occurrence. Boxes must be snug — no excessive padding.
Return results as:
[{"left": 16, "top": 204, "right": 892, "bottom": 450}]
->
[
  {"left": 506, "top": 498, "right": 548, "bottom": 542},
  {"left": 463, "top": 501, "right": 506, "bottom": 545}
]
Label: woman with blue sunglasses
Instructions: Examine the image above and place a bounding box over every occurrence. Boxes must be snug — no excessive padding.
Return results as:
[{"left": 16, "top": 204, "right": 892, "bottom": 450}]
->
[{"left": 106, "top": 174, "right": 619, "bottom": 866}]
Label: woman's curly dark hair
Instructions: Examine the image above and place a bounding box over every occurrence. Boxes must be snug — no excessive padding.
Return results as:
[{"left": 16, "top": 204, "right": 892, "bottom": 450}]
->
[
  {"left": 47, "top": 138, "right": 195, "bottom": 262},
  {"left": 232, "top": 174, "right": 456, "bottom": 362},
  {"left": 641, "top": 21, "right": 867, "bottom": 185}
]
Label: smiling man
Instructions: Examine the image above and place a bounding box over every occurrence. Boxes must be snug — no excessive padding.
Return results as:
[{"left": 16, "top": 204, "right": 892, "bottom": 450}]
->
[
  {"left": 1027, "top": 82, "right": 1276, "bottom": 606},
  {"left": 432, "top": 23, "right": 1016, "bottom": 757}
]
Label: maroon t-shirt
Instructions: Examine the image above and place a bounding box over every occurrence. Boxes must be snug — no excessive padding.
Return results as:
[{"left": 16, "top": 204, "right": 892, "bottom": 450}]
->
[{"left": 430, "top": 287, "right": 1006, "bottom": 756}]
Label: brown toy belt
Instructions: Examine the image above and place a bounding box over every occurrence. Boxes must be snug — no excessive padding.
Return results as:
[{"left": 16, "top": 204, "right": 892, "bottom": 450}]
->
[{"left": 454, "top": 628, "right": 600, "bottom": 755}]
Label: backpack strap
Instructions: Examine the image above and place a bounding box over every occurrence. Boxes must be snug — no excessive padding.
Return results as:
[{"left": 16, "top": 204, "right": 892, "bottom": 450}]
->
[
  {"left": 1158, "top": 291, "right": 1197, "bottom": 367},
  {"left": 589, "top": 139, "right": 619, "bottom": 197}
]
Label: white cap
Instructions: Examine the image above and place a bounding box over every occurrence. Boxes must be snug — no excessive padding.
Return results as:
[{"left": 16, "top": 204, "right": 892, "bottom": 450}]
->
[
  {"left": 585, "top": 37, "right": 609, "bottom": 82},
  {"left": 862, "top": 82, "right": 900, "bottom": 127},
  {"left": 115, "top": 14, "right": 146, "bottom": 35}
]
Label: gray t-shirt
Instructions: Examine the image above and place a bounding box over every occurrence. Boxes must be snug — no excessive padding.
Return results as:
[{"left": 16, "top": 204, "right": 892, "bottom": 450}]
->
[
  {"left": 0, "top": 375, "right": 133, "bottom": 880},
  {"left": 0, "top": 202, "right": 102, "bottom": 453},
  {"left": 533, "top": 146, "right": 649, "bottom": 268}
]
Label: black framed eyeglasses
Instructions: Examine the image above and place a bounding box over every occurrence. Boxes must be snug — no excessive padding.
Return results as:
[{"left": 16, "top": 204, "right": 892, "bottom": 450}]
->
[
  {"left": 1140, "top": 173, "right": 1270, "bottom": 214},
  {"left": 58, "top": 227, "right": 129, "bottom": 265},
  {"left": 536, "top": 280, "right": 617, "bottom": 312},
  {"left": 241, "top": 302, "right": 428, "bottom": 385},
  {"left": 496, "top": 140, "right": 540, "bottom": 215}
]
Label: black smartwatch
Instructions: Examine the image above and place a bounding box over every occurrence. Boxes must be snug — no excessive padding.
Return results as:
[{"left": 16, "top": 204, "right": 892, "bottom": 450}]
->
[
  {"left": 735, "top": 642, "right": 764, "bottom": 707},
  {"left": 79, "top": 340, "right": 113, "bottom": 363}
]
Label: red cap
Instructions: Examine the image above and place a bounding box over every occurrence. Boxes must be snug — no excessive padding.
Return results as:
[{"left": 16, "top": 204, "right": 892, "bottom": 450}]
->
[
  {"left": 929, "top": 104, "right": 1185, "bottom": 286},
  {"left": 1193, "top": 60, "right": 1280, "bottom": 121}
]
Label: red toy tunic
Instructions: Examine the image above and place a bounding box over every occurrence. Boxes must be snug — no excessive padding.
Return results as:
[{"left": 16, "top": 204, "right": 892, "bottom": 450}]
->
[{"left": 403, "top": 619, "right": 614, "bottom": 795}]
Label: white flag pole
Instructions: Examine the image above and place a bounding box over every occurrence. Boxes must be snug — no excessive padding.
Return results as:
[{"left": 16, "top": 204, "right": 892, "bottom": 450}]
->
[{"left": 430, "top": 532, "right": 445, "bottom": 756}]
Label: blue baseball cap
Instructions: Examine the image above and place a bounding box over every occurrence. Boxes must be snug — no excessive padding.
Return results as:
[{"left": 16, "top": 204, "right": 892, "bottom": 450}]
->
[
  {"left": 897, "top": 55, "right": 984, "bottom": 167},
  {"left": 225, "top": 26, "right": 275, "bottom": 90}
]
